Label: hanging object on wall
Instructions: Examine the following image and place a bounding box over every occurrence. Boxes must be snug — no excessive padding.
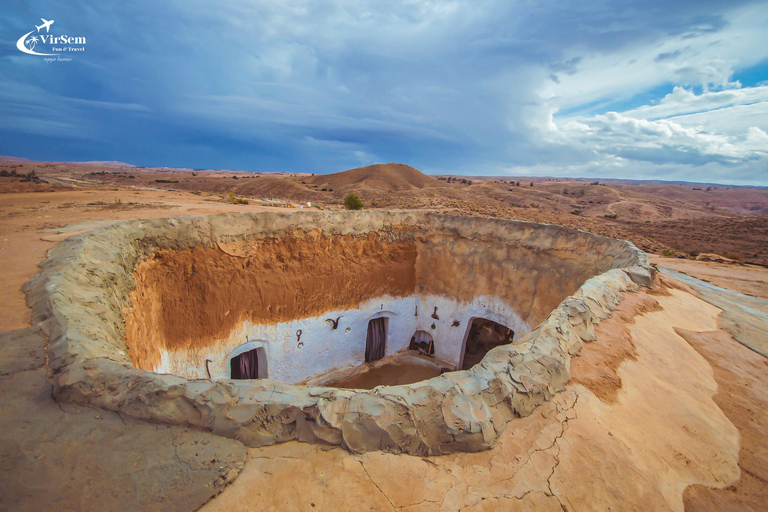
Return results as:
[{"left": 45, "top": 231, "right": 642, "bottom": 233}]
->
[
  {"left": 325, "top": 316, "right": 342, "bottom": 329},
  {"left": 205, "top": 359, "right": 212, "bottom": 379},
  {"left": 431, "top": 323, "right": 436, "bottom": 330},
  {"left": 431, "top": 307, "right": 439, "bottom": 320},
  {"left": 452, "top": 320, "right": 461, "bottom": 327},
  {"left": 296, "top": 329, "right": 302, "bottom": 342}
]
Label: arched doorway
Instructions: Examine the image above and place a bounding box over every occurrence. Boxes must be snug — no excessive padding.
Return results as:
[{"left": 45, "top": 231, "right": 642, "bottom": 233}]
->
[
  {"left": 460, "top": 318, "right": 514, "bottom": 370},
  {"left": 409, "top": 330, "right": 434, "bottom": 356}
]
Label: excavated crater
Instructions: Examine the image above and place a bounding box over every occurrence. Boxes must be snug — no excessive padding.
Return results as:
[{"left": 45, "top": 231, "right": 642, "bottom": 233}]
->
[{"left": 25, "top": 211, "right": 654, "bottom": 455}]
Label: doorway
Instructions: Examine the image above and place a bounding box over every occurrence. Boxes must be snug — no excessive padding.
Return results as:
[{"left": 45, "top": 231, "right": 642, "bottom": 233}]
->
[
  {"left": 460, "top": 318, "right": 514, "bottom": 370},
  {"left": 365, "top": 317, "right": 388, "bottom": 362},
  {"left": 230, "top": 348, "right": 260, "bottom": 379},
  {"left": 409, "top": 330, "right": 434, "bottom": 356}
]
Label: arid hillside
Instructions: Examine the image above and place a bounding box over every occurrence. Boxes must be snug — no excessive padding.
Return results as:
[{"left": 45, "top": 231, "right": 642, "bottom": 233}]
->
[
  {"left": 2, "top": 158, "right": 768, "bottom": 265},
  {"left": 304, "top": 163, "right": 449, "bottom": 196}
]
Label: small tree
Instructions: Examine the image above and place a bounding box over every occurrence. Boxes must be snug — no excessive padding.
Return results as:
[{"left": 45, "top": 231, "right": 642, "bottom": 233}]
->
[{"left": 344, "top": 193, "right": 363, "bottom": 210}]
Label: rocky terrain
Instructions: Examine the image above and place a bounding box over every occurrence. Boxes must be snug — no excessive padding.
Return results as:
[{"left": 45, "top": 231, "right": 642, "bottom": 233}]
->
[
  {"left": 1, "top": 158, "right": 767, "bottom": 511},
  {"left": 3, "top": 159, "right": 767, "bottom": 265}
]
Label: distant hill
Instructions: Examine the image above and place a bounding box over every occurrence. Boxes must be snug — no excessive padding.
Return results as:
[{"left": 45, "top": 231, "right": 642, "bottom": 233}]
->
[
  {"left": 69, "top": 161, "right": 135, "bottom": 168},
  {"left": 0, "top": 155, "right": 31, "bottom": 162},
  {"left": 305, "top": 163, "right": 447, "bottom": 194}
]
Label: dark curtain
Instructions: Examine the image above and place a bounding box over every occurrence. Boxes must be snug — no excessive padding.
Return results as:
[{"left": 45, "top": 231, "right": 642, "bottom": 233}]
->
[
  {"left": 231, "top": 349, "right": 259, "bottom": 379},
  {"left": 365, "top": 318, "right": 387, "bottom": 362}
]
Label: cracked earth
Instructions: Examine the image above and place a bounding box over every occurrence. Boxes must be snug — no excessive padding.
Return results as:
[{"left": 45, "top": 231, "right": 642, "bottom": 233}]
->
[{"left": 201, "top": 286, "right": 741, "bottom": 512}]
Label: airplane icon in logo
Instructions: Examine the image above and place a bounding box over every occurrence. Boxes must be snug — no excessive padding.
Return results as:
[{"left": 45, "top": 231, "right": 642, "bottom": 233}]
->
[{"left": 35, "top": 19, "right": 54, "bottom": 33}]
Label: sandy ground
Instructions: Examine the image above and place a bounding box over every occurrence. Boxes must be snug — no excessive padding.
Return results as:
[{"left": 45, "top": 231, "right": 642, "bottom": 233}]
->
[
  {"left": 322, "top": 352, "right": 445, "bottom": 390},
  {"left": 1, "top": 186, "right": 767, "bottom": 511},
  {"left": 200, "top": 286, "right": 744, "bottom": 512},
  {"left": 651, "top": 256, "right": 768, "bottom": 300}
]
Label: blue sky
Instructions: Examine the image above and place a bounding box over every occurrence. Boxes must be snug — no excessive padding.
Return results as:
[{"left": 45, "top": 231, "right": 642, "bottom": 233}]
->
[{"left": 1, "top": 1, "right": 767, "bottom": 184}]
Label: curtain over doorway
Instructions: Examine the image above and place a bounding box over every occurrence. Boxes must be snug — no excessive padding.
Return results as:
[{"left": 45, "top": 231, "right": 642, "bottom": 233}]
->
[
  {"left": 365, "top": 317, "right": 387, "bottom": 362},
  {"left": 231, "top": 348, "right": 259, "bottom": 379}
]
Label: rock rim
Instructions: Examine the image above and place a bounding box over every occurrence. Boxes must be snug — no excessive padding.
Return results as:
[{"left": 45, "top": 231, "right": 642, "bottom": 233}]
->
[{"left": 24, "top": 211, "right": 654, "bottom": 455}]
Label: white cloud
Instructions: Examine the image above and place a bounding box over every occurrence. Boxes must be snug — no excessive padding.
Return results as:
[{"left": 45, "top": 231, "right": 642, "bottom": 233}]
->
[
  {"left": 625, "top": 85, "right": 768, "bottom": 120},
  {"left": 1, "top": 0, "right": 768, "bottom": 182}
]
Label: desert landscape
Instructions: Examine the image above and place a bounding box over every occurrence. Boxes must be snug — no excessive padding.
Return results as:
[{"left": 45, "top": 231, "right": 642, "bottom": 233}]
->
[
  {"left": 1, "top": 159, "right": 767, "bottom": 511},
  {"left": 4, "top": 1, "right": 768, "bottom": 509}
]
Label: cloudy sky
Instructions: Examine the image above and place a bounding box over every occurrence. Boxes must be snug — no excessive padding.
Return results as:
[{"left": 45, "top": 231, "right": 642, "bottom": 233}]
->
[{"left": 1, "top": 1, "right": 767, "bottom": 184}]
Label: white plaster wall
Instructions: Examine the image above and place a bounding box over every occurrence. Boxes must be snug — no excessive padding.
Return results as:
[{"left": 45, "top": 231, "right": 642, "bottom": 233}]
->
[
  {"left": 155, "top": 294, "right": 530, "bottom": 384},
  {"left": 413, "top": 294, "right": 530, "bottom": 368}
]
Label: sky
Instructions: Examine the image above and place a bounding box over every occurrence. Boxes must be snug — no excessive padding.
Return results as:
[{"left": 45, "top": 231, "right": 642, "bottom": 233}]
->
[{"left": 1, "top": 1, "right": 767, "bottom": 185}]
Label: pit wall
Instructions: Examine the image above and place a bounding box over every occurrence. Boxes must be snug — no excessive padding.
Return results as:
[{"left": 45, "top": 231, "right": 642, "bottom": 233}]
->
[
  {"left": 23, "top": 211, "right": 655, "bottom": 455},
  {"left": 155, "top": 294, "right": 530, "bottom": 383}
]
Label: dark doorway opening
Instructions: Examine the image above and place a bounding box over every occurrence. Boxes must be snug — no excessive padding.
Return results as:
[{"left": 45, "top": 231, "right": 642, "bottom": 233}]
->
[
  {"left": 365, "top": 317, "right": 388, "bottom": 362},
  {"left": 230, "top": 348, "right": 260, "bottom": 379},
  {"left": 461, "top": 319, "right": 514, "bottom": 370},
  {"left": 409, "top": 330, "right": 434, "bottom": 356}
]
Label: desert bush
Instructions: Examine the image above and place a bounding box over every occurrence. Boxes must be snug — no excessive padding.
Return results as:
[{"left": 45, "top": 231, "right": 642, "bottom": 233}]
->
[
  {"left": 569, "top": 209, "right": 581, "bottom": 215},
  {"left": 725, "top": 252, "right": 744, "bottom": 261},
  {"left": 604, "top": 214, "right": 618, "bottom": 219},
  {"left": 225, "top": 191, "right": 248, "bottom": 204},
  {"left": 344, "top": 193, "right": 363, "bottom": 210},
  {"left": 661, "top": 249, "right": 676, "bottom": 257}
]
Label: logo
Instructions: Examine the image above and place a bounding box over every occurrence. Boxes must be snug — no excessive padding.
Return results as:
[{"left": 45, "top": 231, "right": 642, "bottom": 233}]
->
[{"left": 16, "top": 18, "right": 86, "bottom": 62}]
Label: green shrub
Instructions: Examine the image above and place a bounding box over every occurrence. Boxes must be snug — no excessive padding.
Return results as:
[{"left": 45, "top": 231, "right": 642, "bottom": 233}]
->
[
  {"left": 604, "top": 214, "right": 618, "bottom": 219},
  {"left": 661, "top": 249, "right": 676, "bottom": 257},
  {"left": 344, "top": 193, "right": 363, "bottom": 210}
]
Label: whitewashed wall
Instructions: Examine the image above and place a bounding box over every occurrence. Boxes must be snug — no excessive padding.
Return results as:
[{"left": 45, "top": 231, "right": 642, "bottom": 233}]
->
[{"left": 155, "top": 294, "right": 530, "bottom": 383}]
